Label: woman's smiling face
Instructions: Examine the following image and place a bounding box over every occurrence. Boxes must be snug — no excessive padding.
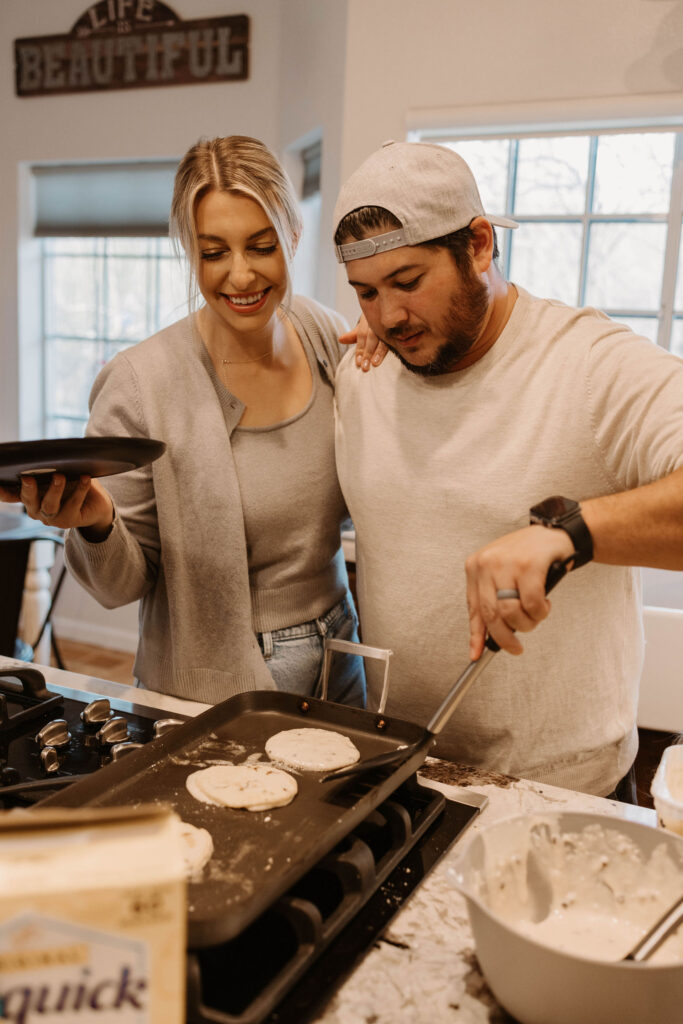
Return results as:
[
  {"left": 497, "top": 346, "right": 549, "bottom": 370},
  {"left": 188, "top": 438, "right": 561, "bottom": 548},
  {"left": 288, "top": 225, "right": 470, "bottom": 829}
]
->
[{"left": 195, "top": 190, "right": 288, "bottom": 335}]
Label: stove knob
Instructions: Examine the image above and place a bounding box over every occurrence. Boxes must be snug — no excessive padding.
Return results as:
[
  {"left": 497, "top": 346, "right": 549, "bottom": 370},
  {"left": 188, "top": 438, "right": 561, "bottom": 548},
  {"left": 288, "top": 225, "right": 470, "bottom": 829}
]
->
[
  {"left": 152, "top": 718, "right": 184, "bottom": 739},
  {"left": 40, "top": 746, "right": 60, "bottom": 773},
  {"left": 81, "top": 698, "right": 112, "bottom": 724},
  {"left": 0, "top": 766, "right": 21, "bottom": 787},
  {"left": 111, "top": 741, "right": 144, "bottom": 761},
  {"left": 35, "top": 719, "right": 70, "bottom": 748},
  {"left": 96, "top": 716, "right": 129, "bottom": 745}
]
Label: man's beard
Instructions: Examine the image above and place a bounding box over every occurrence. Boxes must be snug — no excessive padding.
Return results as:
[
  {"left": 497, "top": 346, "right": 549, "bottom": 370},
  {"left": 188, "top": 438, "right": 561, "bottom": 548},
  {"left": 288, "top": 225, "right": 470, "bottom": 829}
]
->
[{"left": 385, "top": 266, "right": 489, "bottom": 377}]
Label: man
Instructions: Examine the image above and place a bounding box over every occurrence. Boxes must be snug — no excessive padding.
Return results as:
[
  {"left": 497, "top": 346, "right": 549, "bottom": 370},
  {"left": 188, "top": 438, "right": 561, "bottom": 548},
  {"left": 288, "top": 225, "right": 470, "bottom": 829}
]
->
[{"left": 332, "top": 140, "right": 683, "bottom": 797}]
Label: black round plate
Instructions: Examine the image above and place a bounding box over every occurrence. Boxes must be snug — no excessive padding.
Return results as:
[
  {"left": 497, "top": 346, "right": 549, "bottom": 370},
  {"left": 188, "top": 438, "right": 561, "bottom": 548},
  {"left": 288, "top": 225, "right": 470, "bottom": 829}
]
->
[{"left": 0, "top": 437, "right": 166, "bottom": 487}]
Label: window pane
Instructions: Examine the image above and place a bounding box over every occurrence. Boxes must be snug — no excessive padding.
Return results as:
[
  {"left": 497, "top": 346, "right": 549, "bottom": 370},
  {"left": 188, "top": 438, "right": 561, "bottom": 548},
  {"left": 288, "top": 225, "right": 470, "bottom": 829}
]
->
[
  {"left": 442, "top": 140, "right": 509, "bottom": 215},
  {"left": 514, "top": 136, "right": 589, "bottom": 215},
  {"left": 43, "top": 237, "right": 102, "bottom": 256},
  {"left": 48, "top": 417, "right": 87, "bottom": 440},
  {"left": 46, "top": 339, "right": 106, "bottom": 419},
  {"left": 44, "top": 256, "right": 100, "bottom": 338},
  {"left": 593, "top": 133, "right": 675, "bottom": 214},
  {"left": 609, "top": 316, "right": 659, "bottom": 344},
  {"left": 106, "top": 255, "right": 154, "bottom": 341},
  {"left": 671, "top": 318, "right": 683, "bottom": 358},
  {"left": 585, "top": 222, "right": 667, "bottom": 309},
  {"left": 158, "top": 257, "right": 189, "bottom": 329},
  {"left": 43, "top": 235, "right": 189, "bottom": 437},
  {"left": 107, "top": 237, "right": 157, "bottom": 257},
  {"left": 508, "top": 222, "right": 582, "bottom": 305}
]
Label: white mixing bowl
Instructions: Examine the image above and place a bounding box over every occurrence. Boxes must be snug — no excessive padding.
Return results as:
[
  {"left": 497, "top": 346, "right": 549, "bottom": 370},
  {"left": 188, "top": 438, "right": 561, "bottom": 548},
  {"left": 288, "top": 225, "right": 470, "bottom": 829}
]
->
[{"left": 450, "top": 811, "right": 683, "bottom": 1024}]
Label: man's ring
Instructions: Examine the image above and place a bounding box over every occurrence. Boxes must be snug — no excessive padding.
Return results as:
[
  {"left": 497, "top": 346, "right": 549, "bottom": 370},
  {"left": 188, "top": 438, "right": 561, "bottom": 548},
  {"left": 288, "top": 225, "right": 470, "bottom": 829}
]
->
[
  {"left": 40, "top": 508, "right": 58, "bottom": 519},
  {"left": 496, "top": 588, "right": 520, "bottom": 600}
]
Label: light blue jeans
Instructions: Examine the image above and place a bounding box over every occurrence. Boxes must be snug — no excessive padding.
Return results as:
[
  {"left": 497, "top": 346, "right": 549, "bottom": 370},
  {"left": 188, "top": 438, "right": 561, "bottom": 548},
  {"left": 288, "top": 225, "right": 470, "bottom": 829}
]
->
[{"left": 256, "top": 593, "right": 366, "bottom": 707}]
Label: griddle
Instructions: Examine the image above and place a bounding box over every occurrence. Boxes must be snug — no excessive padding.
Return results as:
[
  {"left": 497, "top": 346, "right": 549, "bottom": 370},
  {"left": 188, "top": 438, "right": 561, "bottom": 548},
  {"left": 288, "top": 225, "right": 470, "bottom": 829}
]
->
[{"left": 41, "top": 689, "right": 434, "bottom": 948}]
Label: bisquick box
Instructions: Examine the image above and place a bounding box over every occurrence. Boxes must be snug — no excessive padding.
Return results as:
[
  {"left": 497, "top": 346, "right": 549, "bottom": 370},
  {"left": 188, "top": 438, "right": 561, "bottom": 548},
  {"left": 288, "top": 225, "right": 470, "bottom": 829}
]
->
[{"left": 0, "top": 805, "right": 186, "bottom": 1024}]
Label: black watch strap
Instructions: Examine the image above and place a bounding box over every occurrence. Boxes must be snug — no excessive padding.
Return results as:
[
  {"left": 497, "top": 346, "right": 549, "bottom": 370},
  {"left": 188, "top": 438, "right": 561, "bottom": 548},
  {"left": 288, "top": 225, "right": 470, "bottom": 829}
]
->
[{"left": 529, "top": 496, "right": 593, "bottom": 569}]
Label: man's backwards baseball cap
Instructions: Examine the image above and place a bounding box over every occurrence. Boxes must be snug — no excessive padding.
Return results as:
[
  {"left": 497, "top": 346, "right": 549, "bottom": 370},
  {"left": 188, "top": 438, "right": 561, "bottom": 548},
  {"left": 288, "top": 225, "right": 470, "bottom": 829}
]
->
[{"left": 334, "top": 140, "right": 518, "bottom": 264}]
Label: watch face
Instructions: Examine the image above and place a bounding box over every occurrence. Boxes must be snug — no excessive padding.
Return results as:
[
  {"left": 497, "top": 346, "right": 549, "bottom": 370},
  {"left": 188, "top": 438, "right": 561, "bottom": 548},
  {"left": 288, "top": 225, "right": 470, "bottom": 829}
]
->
[{"left": 531, "top": 495, "right": 578, "bottom": 520}]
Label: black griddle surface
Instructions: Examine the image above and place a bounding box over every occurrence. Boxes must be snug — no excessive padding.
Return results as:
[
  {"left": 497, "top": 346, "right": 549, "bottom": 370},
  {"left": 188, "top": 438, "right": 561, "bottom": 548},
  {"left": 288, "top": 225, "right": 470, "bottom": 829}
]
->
[{"left": 42, "top": 690, "right": 434, "bottom": 947}]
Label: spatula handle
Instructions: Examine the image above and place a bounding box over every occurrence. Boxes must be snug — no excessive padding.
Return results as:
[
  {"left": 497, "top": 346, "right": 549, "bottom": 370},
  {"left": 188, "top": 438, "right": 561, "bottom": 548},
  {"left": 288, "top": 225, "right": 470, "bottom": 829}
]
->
[{"left": 428, "top": 556, "right": 575, "bottom": 733}]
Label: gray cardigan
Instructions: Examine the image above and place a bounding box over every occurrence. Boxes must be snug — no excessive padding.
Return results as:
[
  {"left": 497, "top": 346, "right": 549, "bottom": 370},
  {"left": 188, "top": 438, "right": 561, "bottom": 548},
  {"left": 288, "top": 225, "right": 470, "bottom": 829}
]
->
[{"left": 65, "top": 297, "right": 348, "bottom": 703}]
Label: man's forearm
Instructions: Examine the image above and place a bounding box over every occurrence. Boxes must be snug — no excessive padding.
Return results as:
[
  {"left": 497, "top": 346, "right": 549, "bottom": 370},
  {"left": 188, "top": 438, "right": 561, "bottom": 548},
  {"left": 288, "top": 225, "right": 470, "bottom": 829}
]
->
[{"left": 581, "top": 466, "right": 683, "bottom": 570}]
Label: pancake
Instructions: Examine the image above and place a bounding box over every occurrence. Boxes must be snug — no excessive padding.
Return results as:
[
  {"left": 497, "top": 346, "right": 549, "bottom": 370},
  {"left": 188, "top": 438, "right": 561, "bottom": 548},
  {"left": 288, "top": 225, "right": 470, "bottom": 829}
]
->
[
  {"left": 265, "top": 727, "right": 360, "bottom": 772},
  {"left": 185, "top": 763, "right": 297, "bottom": 811}
]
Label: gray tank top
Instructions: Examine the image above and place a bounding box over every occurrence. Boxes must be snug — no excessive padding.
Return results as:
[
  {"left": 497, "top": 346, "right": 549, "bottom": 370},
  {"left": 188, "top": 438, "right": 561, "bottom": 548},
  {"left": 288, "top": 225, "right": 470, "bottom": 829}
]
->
[{"left": 229, "top": 326, "right": 348, "bottom": 632}]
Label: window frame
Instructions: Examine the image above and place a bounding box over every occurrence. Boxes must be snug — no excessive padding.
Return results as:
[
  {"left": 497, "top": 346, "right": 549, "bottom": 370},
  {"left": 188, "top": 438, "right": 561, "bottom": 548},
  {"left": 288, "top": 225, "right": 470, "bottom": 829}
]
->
[
  {"left": 40, "top": 235, "right": 187, "bottom": 438},
  {"left": 409, "top": 121, "right": 683, "bottom": 352}
]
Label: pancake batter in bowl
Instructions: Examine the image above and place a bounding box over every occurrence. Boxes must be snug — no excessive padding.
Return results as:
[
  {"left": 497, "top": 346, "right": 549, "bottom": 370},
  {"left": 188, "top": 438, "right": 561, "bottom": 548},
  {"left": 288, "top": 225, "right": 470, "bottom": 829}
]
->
[{"left": 477, "top": 818, "right": 683, "bottom": 963}]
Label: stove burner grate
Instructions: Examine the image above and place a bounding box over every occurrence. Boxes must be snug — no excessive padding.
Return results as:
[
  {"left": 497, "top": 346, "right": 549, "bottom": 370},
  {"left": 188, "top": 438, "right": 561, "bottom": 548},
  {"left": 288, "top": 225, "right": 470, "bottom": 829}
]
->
[{"left": 186, "top": 777, "right": 479, "bottom": 1024}]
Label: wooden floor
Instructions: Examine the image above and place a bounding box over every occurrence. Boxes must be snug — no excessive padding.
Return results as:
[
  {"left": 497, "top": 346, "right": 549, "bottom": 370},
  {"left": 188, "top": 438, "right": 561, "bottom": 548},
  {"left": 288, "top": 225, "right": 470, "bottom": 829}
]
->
[
  {"left": 53, "top": 638, "right": 670, "bottom": 810},
  {"left": 53, "top": 637, "right": 135, "bottom": 687}
]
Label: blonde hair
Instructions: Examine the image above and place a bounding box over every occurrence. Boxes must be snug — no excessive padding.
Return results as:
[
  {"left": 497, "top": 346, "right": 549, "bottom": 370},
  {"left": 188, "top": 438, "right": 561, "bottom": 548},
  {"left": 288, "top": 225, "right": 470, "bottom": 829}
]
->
[{"left": 170, "top": 135, "right": 303, "bottom": 310}]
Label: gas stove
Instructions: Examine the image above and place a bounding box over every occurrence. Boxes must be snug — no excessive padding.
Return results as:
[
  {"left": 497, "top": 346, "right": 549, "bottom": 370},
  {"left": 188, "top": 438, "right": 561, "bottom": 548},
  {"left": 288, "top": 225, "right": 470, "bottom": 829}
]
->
[
  {"left": 0, "top": 664, "right": 186, "bottom": 806},
  {"left": 0, "top": 663, "right": 483, "bottom": 1023}
]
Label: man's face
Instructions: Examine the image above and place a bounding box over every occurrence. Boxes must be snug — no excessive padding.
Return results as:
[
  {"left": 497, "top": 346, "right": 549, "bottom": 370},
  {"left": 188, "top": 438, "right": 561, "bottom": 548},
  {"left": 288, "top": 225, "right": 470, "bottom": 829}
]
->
[{"left": 345, "top": 244, "right": 490, "bottom": 375}]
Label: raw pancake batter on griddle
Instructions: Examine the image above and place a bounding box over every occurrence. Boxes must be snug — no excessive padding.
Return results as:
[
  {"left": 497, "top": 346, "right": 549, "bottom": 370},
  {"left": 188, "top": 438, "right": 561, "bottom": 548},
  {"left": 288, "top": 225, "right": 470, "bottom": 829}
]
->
[
  {"left": 185, "top": 763, "right": 297, "bottom": 811},
  {"left": 265, "top": 727, "right": 360, "bottom": 771},
  {"left": 178, "top": 820, "right": 214, "bottom": 879}
]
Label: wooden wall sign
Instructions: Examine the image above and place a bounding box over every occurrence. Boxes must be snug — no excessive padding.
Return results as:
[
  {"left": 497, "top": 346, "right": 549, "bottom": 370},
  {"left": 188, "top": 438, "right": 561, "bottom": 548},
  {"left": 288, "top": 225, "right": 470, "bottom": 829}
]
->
[{"left": 14, "top": 1, "right": 249, "bottom": 97}]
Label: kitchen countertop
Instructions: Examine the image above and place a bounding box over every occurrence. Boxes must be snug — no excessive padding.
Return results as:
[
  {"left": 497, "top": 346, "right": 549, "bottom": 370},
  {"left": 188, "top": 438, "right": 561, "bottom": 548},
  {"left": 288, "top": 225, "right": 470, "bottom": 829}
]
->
[
  {"left": 315, "top": 761, "right": 656, "bottom": 1024},
  {"left": 0, "top": 655, "right": 659, "bottom": 1023},
  {"left": 0, "top": 653, "right": 212, "bottom": 719}
]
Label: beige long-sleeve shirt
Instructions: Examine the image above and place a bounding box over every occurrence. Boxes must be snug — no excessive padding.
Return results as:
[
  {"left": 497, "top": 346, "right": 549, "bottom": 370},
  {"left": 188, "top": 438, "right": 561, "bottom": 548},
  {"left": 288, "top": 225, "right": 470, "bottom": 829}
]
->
[
  {"left": 66, "top": 297, "right": 349, "bottom": 704},
  {"left": 335, "top": 287, "right": 683, "bottom": 795}
]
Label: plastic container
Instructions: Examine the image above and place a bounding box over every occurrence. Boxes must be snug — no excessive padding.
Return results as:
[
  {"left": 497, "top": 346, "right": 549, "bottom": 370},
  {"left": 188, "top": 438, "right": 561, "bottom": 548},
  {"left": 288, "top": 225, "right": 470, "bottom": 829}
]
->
[{"left": 652, "top": 743, "right": 683, "bottom": 835}]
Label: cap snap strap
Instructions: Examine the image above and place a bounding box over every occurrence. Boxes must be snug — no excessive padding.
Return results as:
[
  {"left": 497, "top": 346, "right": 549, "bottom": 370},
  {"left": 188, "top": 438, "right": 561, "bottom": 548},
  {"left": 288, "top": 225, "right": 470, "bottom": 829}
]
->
[{"left": 335, "top": 228, "right": 407, "bottom": 263}]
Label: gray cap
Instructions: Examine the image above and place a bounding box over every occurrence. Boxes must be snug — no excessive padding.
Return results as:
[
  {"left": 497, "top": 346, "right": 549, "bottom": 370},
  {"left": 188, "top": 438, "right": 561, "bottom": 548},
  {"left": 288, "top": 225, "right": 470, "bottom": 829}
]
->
[{"left": 334, "top": 140, "right": 518, "bottom": 263}]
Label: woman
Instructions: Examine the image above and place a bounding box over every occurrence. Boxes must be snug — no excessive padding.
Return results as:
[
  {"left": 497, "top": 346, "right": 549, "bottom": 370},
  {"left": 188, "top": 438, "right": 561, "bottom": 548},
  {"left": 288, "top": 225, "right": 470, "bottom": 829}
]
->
[{"left": 5, "top": 136, "right": 382, "bottom": 707}]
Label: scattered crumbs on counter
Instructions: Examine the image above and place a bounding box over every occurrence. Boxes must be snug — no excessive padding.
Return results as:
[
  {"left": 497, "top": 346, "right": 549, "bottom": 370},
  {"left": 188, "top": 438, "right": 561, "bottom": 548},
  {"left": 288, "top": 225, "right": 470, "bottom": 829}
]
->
[{"left": 419, "top": 759, "right": 515, "bottom": 789}]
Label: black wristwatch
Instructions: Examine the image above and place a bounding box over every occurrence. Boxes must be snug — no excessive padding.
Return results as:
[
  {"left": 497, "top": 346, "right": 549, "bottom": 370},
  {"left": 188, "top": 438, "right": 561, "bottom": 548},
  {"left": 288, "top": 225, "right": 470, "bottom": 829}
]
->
[{"left": 529, "top": 496, "right": 593, "bottom": 569}]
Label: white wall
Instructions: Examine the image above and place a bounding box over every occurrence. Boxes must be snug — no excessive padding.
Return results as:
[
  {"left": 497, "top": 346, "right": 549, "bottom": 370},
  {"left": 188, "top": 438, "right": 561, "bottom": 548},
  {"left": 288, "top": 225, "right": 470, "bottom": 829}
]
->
[{"left": 277, "top": 0, "right": 348, "bottom": 307}]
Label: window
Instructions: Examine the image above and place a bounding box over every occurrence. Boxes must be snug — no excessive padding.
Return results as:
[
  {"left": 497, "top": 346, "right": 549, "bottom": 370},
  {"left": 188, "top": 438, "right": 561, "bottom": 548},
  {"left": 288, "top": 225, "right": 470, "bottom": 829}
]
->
[
  {"left": 410, "top": 128, "right": 683, "bottom": 353},
  {"left": 31, "top": 161, "right": 187, "bottom": 438},
  {"left": 412, "top": 122, "right": 683, "bottom": 610},
  {"left": 42, "top": 236, "right": 187, "bottom": 437}
]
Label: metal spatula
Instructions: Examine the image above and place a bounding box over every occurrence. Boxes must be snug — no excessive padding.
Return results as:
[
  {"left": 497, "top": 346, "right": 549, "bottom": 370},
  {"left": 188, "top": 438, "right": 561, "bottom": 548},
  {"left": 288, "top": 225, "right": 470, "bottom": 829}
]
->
[{"left": 321, "top": 557, "right": 573, "bottom": 783}]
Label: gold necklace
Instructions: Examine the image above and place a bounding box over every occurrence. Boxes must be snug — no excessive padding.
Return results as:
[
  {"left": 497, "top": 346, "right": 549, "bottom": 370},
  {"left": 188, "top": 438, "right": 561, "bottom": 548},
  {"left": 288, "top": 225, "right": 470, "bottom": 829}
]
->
[{"left": 221, "top": 349, "right": 272, "bottom": 366}]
